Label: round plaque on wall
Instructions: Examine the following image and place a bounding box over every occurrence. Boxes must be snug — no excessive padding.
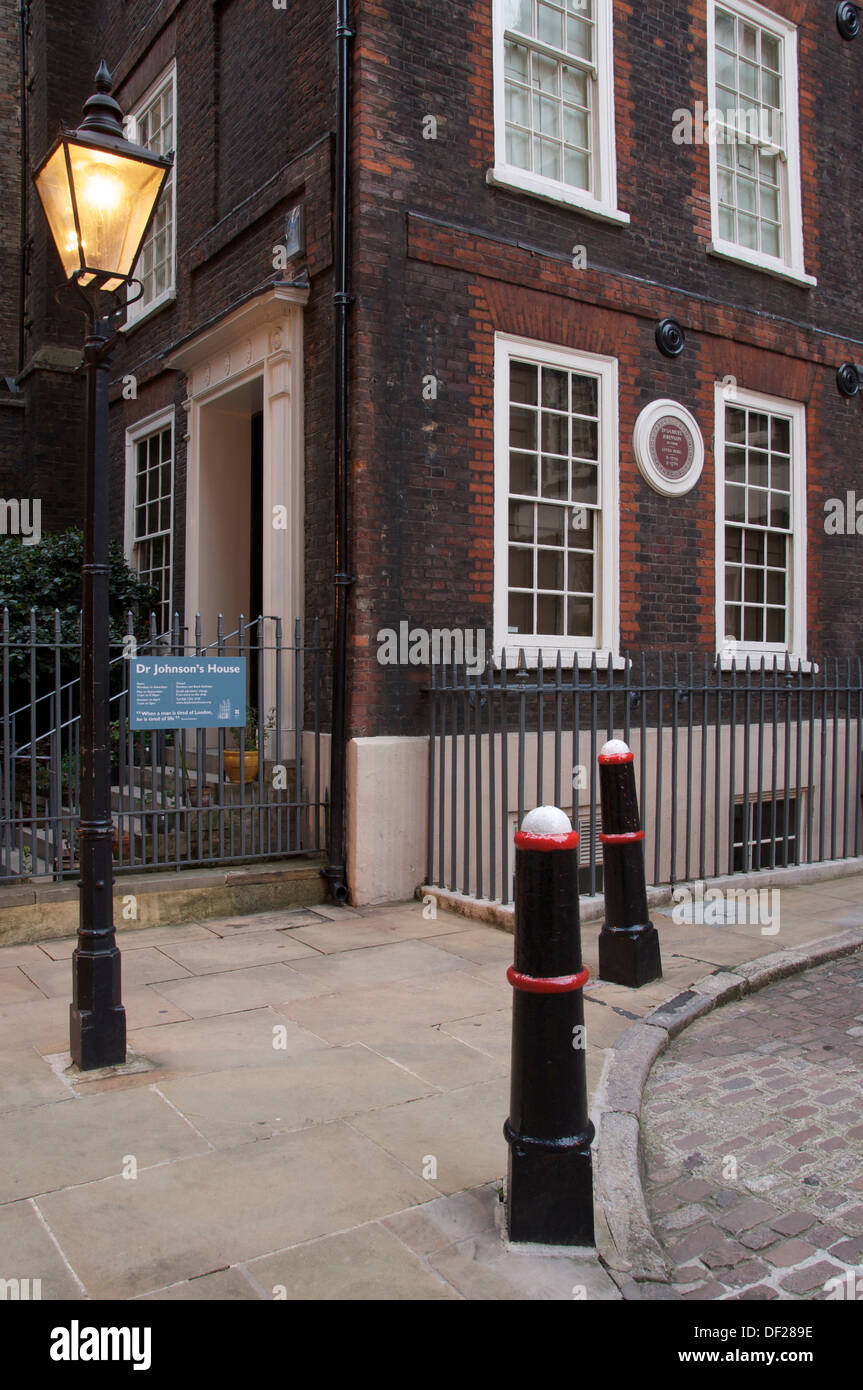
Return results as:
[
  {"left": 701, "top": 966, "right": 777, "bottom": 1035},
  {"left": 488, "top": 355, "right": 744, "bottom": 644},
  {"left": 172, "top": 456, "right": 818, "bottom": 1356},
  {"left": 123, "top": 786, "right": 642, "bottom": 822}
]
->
[{"left": 633, "top": 399, "right": 704, "bottom": 497}]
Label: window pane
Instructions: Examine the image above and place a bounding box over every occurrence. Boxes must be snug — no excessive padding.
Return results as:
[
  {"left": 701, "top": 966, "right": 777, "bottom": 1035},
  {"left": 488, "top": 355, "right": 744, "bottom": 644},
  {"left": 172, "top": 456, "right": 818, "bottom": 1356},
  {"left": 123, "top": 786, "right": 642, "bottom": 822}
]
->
[
  {"left": 541, "top": 456, "right": 568, "bottom": 498},
  {"left": 542, "top": 368, "right": 568, "bottom": 409},
  {"left": 538, "top": 549, "right": 564, "bottom": 589},
  {"left": 509, "top": 500, "right": 535, "bottom": 542},
  {"left": 567, "top": 596, "right": 593, "bottom": 637},
  {"left": 537, "top": 503, "right": 565, "bottom": 545},
  {"left": 509, "top": 592, "right": 533, "bottom": 634},
  {"left": 511, "top": 362, "right": 538, "bottom": 404},
  {"left": 537, "top": 594, "right": 564, "bottom": 634},
  {"left": 571, "top": 375, "right": 598, "bottom": 416},
  {"left": 510, "top": 452, "right": 537, "bottom": 495},
  {"left": 509, "top": 548, "right": 533, "bottom": 587},
  {"left": 510, "top": 406, "right": 537, "bottom": 450}
]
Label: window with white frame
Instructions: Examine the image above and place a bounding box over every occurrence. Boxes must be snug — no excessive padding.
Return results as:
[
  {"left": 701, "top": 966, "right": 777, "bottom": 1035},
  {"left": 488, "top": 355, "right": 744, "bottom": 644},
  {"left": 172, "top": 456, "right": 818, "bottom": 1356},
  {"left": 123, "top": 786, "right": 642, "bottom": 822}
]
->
[
  {"left": 126, "top": 414, "right": 174, "bottom": 636},
  {"left": 707, "top": 0, "right": 812, "bottom": 285},
  {"left": 494, "top": 335, "right": 619, "bottom": 662},
  {"left": 490, "top": 1, "right": 627, "bottom": 224},
  {"left": 714, "top": 386, "right": 806, "bottom": 659},
  {"left": 125, "top": 66, "right": 176, "bottom": 320}
]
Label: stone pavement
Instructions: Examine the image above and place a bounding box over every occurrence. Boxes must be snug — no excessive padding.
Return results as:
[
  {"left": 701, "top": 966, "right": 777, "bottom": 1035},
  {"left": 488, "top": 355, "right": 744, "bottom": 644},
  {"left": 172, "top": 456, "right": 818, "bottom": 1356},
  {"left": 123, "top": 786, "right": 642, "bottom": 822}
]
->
[
  {"left": 0, "top": 869, "right": 861, "bottom": 1300},
  {"left": 639, "top": 951, "right": 863, "bottom": 1300}
]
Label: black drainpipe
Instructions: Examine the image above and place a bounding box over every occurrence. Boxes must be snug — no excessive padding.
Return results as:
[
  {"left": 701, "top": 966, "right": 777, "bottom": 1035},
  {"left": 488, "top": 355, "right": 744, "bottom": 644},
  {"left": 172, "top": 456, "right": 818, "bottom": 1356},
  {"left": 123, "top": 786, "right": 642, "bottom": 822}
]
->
[
  {"left": 17, "top": 0, "right": 31, "bottom": 377},
  {"left": 322, "top": 0, "right": 354, "bottom": 905}
]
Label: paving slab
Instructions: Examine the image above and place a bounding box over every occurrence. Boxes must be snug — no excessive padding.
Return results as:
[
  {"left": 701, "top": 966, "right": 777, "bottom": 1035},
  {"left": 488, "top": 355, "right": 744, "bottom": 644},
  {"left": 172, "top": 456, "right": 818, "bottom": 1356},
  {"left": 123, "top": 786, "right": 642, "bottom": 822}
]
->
[
  {"left": 357, "top": 1028, "right": 509, "bottom": 1090},
  {"left": 158, "top": 1044, "right": 436, "bottom": 1148},
  {"left": 0, "top": 995, "right": 71, "bottom": 1052},
  {"left": 154, "top": 930, "right": 321, "bottom": 975},
  {"left": 0, "top": 965, "right": 48, "bottom": 1005},
  {"left": 441, "top": 1008, "right": 511, "bottom": 1059},
  {"left": 428, "top": 1226, "right": 619, "bottom": 1301},
  {"left": 245, "top": 1222, "right": 461, "bottom": 1301},
  {"left": 19, "top": 947, "right": 193, "bottom": 997},
  {"left": 350, "top": 1078, "right": 510, "bottom": 1196},
  {"left": 37, "top": 923, "right": 216, "bottom": 960},
  {"left": 0, "top": 1045, "right": 75, "bottom": 1114},
  {"left": 285, "top": 911, "right": 462, "bottom": 955},
  {"left": 127, "top": 1006, "right": 327, "bottom": 1076},
  {"left": 283, "top": 938, "right": 472, "bottom": 992},
  {"left": 37, "top": 1121, "right": 433, "bottom": 1299},
  {"left": 136, "top": 1268, "right": 261, "bottom": 1301},
  {"left": 0, "top": 1086, "right": 211, "bottom": 1203},
  {"left": 148, "top": 962, "right": 331, "bottom": 1019},
  {"left": 275, "top": 971, "right": 505, "bottom": 1045},
  {"left": 0, "top": 1199, "right": 85, "bottom": 1300}
]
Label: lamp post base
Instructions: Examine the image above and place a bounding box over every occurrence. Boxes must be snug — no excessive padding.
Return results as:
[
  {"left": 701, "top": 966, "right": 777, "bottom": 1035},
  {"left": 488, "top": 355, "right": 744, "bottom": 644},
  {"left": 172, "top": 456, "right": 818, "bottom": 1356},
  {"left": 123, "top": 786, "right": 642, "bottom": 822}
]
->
[
  {"left": 599, "top": 923, "right": 663, "bottom": 988},
  {"left": 505, "top": 1125, "right": 595, "bottom": 1247},
  {"left": 70, "top": 946, "right": 126, "bottom": 1070}
]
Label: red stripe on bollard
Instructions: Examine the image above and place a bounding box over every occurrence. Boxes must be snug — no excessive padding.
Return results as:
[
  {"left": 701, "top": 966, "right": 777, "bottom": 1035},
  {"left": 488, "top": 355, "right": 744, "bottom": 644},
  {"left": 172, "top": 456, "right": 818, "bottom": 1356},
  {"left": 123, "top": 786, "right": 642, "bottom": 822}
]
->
[
  {"left": 597, "top": 749, "right": 634, "bottom": 764},
  {"left": 513, "top": 830, "right": 580, "bottom": 852},
  {"left": 507, "top": 965, "right": 590, "bottom": 994},
  {"left": 599, "top": 830, "right": 645, "bottom": 844}
]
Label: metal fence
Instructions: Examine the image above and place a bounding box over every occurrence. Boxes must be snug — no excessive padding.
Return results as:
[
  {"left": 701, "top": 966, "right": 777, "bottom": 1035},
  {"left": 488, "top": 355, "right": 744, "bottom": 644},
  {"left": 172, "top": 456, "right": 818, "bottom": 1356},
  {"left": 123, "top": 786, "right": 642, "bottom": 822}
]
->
[
  {"left": 427, "top": 652, "right": 863, "bottom": 904},
  {"left": 0, "top": 611, "right": 326, "bottom": 882}
]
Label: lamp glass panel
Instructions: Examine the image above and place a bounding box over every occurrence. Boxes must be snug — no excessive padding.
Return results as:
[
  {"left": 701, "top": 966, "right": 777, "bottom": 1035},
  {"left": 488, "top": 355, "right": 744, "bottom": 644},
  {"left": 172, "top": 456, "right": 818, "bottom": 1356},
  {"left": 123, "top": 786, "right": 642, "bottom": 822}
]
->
[
  {"left": 34, "top": 144, "right": 81, "bottom": 278},
  {"left": 67, "top": 141, "right": 167, "bottom": 278}
]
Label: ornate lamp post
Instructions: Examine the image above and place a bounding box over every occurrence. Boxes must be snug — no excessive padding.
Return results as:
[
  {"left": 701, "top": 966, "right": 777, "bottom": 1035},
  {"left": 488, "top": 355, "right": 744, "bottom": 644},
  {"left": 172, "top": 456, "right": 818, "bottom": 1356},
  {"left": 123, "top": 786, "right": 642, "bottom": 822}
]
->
[{"left": 33, "top": 63, "right": 172, "bottom": 1069}]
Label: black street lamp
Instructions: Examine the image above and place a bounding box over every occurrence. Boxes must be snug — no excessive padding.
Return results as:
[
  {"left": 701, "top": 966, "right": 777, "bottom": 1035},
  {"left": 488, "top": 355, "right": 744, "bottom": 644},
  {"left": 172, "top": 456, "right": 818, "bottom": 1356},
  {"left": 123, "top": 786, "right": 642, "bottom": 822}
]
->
[{"left": 33, "top": 63, "right": 172, "bottom": 1069}]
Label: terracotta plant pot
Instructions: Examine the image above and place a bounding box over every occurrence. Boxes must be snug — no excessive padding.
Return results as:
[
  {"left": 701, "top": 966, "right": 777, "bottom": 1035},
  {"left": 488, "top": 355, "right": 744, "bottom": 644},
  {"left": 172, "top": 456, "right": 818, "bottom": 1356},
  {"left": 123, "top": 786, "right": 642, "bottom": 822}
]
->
[
  {"left": 187, "top": 783, "right": 213, "bottom": 807},
  {"left": 112, "top": 828, "right": 131, "bottom": 858},
  {"left": 223, "top": 750, "right": 258, "bottom": 783}
]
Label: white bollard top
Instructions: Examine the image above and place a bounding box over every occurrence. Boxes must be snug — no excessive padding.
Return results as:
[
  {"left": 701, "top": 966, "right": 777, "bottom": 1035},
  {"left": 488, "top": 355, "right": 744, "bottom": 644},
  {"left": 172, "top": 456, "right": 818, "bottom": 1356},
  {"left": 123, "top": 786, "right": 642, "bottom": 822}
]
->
[
  {"left": 520, "top": 806, "right": 573, "bottom": 835},
  {"left": 600, "top": 739, "right": 631, "bottom": 759}
]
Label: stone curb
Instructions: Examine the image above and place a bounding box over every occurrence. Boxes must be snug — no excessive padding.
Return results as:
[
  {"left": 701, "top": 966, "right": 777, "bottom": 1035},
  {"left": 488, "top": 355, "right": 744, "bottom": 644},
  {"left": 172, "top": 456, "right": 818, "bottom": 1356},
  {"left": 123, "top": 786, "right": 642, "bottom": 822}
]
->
[{"left": 592, "top": 930, "right": 863, "bottom": 1287}]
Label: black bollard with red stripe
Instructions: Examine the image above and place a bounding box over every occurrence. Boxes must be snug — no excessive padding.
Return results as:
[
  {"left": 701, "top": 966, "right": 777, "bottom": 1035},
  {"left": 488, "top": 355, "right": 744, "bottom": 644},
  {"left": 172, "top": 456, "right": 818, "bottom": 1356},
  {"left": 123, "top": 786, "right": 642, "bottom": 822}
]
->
[
  {"left": 504, "top": 805, "right": 594, "bottom": 1247},
  {"left": 598, "top": 740, "right": 662, "bottom": 988}
]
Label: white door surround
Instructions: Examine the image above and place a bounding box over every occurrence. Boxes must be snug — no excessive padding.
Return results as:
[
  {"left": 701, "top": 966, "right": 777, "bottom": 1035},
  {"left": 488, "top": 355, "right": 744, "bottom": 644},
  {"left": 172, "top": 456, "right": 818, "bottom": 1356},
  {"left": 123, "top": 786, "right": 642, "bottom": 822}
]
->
[{"left": 166, "top": 285, "right": 308, "bottom": 639}]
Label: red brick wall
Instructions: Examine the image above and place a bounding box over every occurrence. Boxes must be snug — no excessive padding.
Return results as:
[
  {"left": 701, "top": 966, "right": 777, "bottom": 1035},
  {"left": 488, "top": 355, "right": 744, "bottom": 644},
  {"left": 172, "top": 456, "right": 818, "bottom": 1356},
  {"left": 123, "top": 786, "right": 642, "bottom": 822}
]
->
[{"left": 345, "top": 0, "right": 863, "bottom": 737}]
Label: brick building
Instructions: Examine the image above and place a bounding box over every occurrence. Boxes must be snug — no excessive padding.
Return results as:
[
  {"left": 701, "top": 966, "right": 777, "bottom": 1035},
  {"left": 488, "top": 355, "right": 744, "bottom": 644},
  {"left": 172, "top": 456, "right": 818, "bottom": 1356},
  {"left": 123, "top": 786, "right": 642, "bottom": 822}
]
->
[{"left": 3, "top": 1, "right": 863, "bottom": 906}]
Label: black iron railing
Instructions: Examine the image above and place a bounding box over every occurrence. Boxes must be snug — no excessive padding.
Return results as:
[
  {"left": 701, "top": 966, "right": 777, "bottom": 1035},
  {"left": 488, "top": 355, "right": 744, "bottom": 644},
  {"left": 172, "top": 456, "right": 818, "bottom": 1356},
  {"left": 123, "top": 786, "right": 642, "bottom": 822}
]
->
[
  {"left": 426, "top": 652, "right": 863, "bottom": 904},
  {"left": 0, "top": 611, "right": 325, "bottom": 881}
]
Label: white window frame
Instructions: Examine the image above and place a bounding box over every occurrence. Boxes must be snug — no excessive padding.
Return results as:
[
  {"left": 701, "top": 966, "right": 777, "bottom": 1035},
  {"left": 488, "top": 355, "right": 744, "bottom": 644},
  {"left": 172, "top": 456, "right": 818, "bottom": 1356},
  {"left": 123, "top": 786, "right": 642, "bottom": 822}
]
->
[
  {"left": 706, "top": 0, "right": 814, "bottom": 287},
  {"left": 714, "top": 382, "right": 807, "bottom": 668},
  {"left": 494, "top": 332, "right": 620, "bottom": 667},
  {"left": 125, "top": 408, "right": 176, "bottom": 637},
  {"left": 123, "top": 62, "right": 178, "bottom": 327},
  {"left": 488, "top": 1, "right": 629, "bottom": 226}
]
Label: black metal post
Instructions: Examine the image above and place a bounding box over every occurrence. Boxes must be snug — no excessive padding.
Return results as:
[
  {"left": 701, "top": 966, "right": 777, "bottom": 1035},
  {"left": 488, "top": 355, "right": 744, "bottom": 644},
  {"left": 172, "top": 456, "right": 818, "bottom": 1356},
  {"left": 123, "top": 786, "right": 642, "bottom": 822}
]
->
[
  {"left": 323, "top": 0, "right": 354, "bottom": 906},
  {"left": 70, "top": 310, "right": 125, "bottom": 1069},
  {"left": 504, "top": 806, "right": 594, "bottom": 1246},
  {"left": 597, "top": 740, "right": 662, "bottom": 988}
]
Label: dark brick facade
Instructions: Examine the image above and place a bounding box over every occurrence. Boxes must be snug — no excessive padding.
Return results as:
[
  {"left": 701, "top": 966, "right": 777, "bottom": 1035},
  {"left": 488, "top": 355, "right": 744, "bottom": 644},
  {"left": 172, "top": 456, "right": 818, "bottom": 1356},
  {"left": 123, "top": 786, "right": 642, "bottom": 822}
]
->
[
  {"left": 344, "top": 0, "right": 863, "bottom": 737},
  {"left": 3, "top": 0, "right": 863, "bottom": 748}
]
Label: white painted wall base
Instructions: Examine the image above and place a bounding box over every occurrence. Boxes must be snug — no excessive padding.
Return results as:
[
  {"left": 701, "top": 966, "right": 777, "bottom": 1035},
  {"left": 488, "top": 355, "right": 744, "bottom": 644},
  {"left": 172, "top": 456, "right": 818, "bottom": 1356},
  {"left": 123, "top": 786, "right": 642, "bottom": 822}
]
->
[{"left": 346, "top": 736, "right": 429, "bottom": 905}]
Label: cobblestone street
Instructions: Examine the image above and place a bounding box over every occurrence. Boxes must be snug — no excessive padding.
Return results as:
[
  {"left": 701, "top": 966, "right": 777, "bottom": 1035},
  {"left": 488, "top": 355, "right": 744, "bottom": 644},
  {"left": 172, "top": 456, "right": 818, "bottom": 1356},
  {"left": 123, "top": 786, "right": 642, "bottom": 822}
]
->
[{"left": 639, "top": 950, "right": 863, "bottom": 1300}]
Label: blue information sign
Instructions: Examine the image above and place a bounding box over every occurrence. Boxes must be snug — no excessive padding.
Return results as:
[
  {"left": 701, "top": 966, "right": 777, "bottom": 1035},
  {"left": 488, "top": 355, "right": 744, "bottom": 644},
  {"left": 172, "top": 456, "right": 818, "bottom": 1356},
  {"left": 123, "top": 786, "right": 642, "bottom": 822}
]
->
[{"left": 129, "top": 657, "right": 247, "bottom": 730}]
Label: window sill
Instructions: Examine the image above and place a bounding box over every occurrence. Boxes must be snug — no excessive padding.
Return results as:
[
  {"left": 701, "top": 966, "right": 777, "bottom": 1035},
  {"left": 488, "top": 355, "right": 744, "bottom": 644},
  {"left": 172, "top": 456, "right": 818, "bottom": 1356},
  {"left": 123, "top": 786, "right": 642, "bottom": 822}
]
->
[
  {"left": 716, "top": 652, "right": 818, "bottom": 674},
  {"left": 495, "top": 645, "right": 626, "bottom": 671},
  {"left": 121, "top": 292, "right": 177, "bottom": 336},
  {"left": 486, "top": 166, "right": 630, "bottom": 227},
  {"left": 707, "top": 241, "right": 816, "bottom": 289}
]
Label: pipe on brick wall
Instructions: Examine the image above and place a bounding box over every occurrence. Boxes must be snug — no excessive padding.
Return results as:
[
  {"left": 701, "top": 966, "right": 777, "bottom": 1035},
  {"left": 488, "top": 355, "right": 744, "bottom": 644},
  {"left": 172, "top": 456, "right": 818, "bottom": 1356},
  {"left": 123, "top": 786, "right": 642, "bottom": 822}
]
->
[
  {"left": 17, "top": 1, "right": 31, "bottom": 376},
  {"left": 322, "top": 0, "right": 355, "bottom": 906}
]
